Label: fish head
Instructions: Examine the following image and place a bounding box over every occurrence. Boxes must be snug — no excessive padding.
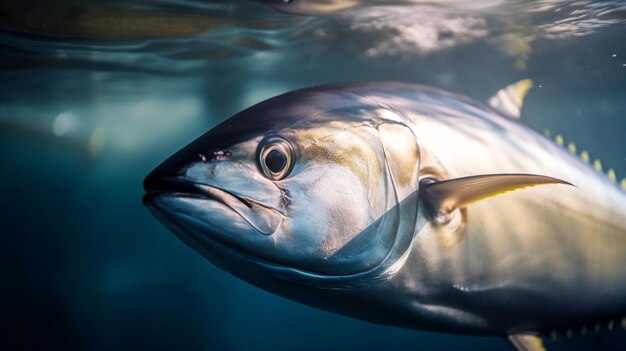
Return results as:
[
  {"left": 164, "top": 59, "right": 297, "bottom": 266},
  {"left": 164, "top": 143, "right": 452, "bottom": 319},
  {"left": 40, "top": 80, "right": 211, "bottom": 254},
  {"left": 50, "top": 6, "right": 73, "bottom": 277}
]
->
[{"left": 143, "top": 86, "right": 421, "bottom": 285}]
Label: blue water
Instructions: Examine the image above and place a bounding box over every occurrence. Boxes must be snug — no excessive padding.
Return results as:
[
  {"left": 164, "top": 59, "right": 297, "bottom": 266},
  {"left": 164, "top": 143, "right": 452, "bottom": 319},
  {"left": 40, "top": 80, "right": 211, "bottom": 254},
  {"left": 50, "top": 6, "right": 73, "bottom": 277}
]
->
[{"left": 1, "top": 1, "right": 625, "bottom": 350}]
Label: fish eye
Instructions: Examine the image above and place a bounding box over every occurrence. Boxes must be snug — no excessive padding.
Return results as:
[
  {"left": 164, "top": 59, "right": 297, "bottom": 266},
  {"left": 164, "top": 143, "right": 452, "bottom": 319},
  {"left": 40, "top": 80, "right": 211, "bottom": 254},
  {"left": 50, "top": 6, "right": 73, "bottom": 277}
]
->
[{"left": 257, "top": 136, "right": 294, "bottom": 180}]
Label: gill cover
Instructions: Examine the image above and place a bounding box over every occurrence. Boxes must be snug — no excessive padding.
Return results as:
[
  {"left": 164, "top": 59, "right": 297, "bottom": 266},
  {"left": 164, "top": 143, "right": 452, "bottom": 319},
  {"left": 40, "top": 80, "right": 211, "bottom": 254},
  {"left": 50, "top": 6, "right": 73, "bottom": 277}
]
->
[
  {"left": 316, "top": 110, "right": 422, "bottom": 280},
  {"left": 264, "top": 111, "right": 424, "bottom": 287},
  {"left": 377, "top": 120, "right": 420, "bottom": 201}
]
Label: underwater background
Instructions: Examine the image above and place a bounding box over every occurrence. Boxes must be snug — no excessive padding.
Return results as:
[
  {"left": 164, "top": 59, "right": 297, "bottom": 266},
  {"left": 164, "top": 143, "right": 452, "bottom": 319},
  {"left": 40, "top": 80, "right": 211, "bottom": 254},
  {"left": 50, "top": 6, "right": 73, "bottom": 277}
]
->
[{"left": 1, "top": 0, "right": 625, "bottom": 350}]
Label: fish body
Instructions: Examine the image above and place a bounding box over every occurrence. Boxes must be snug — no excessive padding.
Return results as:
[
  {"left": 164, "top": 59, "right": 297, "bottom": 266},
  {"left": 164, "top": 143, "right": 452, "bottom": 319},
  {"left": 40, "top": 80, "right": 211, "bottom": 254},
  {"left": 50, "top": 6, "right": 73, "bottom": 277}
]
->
[{"left": 143, "top": 82, "right": 626, "bottom": 347}]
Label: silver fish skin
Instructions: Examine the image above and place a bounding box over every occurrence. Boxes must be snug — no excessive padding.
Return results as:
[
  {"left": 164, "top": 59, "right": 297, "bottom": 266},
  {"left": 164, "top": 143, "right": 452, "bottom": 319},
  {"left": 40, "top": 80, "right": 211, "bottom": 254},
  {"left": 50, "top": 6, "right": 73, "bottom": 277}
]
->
[{"left": 143, "top": 82, "right": 626, "bottom": 336}]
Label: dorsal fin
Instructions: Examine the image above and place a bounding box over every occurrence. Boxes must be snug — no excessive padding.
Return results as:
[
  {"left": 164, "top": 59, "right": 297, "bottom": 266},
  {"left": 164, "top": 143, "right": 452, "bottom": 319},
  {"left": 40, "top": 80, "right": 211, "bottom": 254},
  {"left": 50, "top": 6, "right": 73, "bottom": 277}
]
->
[
  {"left": 419, "top": 174, "right": 572, "bottom": 221},
  {"left": 488, "top": 79, "right": 533, "bottom": 119}
]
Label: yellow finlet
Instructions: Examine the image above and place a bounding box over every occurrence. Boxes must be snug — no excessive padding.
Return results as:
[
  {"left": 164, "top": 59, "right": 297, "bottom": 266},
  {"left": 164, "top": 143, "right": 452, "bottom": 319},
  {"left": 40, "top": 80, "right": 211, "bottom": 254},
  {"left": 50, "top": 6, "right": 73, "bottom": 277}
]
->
[
  {"left": 555, "top": 134, "right": 564, "bottom": 146},
  {"left": 580, "top": 150, "right": 590, "bottom": 163},
  {"left": 567, "top": 142, "right": 577, "bottom": 154},
  {"left": 593, "top": 159, "right": 603, "bottom": 172},
  {"left": 607, "top": 168, "right": 617, "bottom": 182},
  {"left": 541, "top": 131, "right": 621, "bottom": 190}
]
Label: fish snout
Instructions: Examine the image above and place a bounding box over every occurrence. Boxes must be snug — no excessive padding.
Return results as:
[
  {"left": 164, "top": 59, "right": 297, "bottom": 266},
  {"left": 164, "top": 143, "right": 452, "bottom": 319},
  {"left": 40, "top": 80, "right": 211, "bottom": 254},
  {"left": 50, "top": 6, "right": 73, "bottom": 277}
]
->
[{"left": 143, "top": 151, "right": 192, "bottom": 194}]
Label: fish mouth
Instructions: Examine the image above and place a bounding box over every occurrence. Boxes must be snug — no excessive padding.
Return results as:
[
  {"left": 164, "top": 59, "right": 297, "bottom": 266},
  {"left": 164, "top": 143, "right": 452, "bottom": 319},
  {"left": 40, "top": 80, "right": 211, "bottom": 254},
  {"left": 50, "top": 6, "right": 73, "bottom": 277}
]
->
[
  {"left": 143, "top": 177, "right": 283, "bottom": 235},
  {"left": 144, "top": 177, "right": 249, "bottom": 206}
]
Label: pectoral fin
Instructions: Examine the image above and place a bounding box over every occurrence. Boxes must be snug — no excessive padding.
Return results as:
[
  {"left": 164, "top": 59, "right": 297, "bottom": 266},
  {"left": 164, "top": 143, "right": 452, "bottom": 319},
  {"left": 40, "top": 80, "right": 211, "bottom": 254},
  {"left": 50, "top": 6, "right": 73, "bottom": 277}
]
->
[{"left": 419, "top": 173, "right": 572, "bottom": 220}]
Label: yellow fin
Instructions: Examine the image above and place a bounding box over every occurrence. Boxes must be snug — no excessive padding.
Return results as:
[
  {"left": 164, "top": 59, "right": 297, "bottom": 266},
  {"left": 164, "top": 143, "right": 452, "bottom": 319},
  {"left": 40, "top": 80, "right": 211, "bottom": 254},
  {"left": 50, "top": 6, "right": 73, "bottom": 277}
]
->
[
  {"left": 580, "top": 150, "right": 590, "bottom": 163},
  {"left": 507, "top": 333, "right": 546, "bottom": 351},
  {"left": 420, "top": 173, "right": 572, "bottom": 217},
  {"left": 567, "top": 142, "right": 577, "bottom": 154},
  {"left": 544, "top": 135, "right": 619, "bottom": 186},
  {"left": 593, "top": 159, "right": 603, "bottom": 172},
  {"left": 488, "top": 79, "right": 533, "bottom": 119},
  {"left": 607, "top": 168, "right": 616, "bottom": 182},
  {"left": 555, "top": 134, "right": 564, "bottom": 146},
  {"left": 621, "top": 178, "right": 626, "bottom": 191}
]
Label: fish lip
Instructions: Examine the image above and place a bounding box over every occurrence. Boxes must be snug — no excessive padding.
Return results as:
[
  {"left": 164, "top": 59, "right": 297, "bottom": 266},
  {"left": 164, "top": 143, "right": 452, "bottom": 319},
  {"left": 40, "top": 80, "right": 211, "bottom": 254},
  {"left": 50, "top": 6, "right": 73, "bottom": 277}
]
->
[
  {"left": 142, "top": 176, "right": 253, "bottom": 208},
  {"left": 142, "top": 177, "right": 209, "bottom": 205},
  {"left": 142, "top": 177, "right": 202, "bottom": 206},
  {"left": 143, "top": 176, "right": 283, "bottom": 235}
]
